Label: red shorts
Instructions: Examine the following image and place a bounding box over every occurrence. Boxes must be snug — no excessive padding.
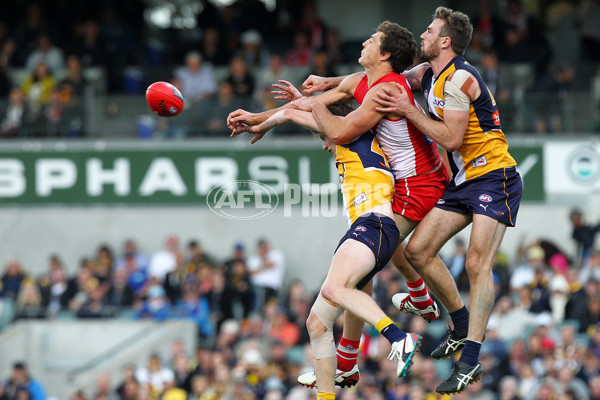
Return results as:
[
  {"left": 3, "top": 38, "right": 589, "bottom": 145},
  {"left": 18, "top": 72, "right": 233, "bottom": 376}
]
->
[{"left": 392, "top": 165, "right": 449, "bottom": 221}]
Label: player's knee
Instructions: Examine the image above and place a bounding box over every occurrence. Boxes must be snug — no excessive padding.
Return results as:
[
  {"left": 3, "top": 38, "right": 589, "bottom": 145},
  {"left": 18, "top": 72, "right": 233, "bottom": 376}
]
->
[
  {"left": 404, "top": 241, "right": 422, "bottom": 265},
  {"left": 306, "top": 311, "right": 325, "bottom": 337},
  {"left": 320, "top": 285, "right": 338, "bottom": 305}
]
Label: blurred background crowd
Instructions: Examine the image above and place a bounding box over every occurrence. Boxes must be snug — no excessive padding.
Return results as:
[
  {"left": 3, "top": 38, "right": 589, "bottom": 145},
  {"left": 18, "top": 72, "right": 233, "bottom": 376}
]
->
[
  {"left": 0, "top": 208, "right": 599, "bottom": 400},
  {"left": 1, "top": 0, "right": 600, "bottom": 138}
]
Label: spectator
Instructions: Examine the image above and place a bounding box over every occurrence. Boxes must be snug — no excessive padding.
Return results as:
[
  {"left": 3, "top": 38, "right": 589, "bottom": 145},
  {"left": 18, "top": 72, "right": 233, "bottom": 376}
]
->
[
  {"left": 199, "top": 27, "right": 229, "bottom": 67},
  {"left": 70, "top": 20, "right": 106, "bottom": 68},
  {"left": 115, "top": 239, "right": 149, "bottom": 272},
  {"left": 13, "top": 278, "right": 45, "bottom": 320},
  {"left": 175, "top": 286, "right": 214, "bottom": 338},
  {"left": 135, "top": 354, "right": 175, "bottom": 396},
  {"left": 92, "top": 373, "right": 116, "bottom": 400},
  {"left": 225, "top": 56, "right": 255, "bottom": 99},
  {"left": 237, "top": 30, "right": 269, "bottom": 70},
  {"left": 2, "top": 362, "right": 46, "bottom": 400},
  {"left": 284, "top": 30, "right": 312, "bottom": 67},
  {"left": 569, "top": 208, "right": 600, "bottom": 264},
  {"left": 20, "top": 61, "right": 56, "bottom": 126},
  {"left": 246, "top": 238, "right": 285, "bottom": 311},
  {"left": 148, "top": 235, "right": 182, "bottom": 282},
  {"left": 39, "top": 258, "right": 71, "bottom": 317},
  {"left": 200, "top": 81, "right": 244, "bottom": 137},
  {"left": 25, "top": 31, "right": 64, "bottom": 73},
  {"left": 0, "top": 88, "right": 29, "bottom": 138},
  {"left": 106, "top": 267, "right": 135, "bottom": 309},
  {"left": 134, "top": 284, "right": 172, "bottom": 321},
  {"left": 306, "top": 48, "right": 337, "bottom": 81},
  {"left": 186, "top": 240, "right": 216, "bottom": 272},
  {"left": 322, "top": 28, "right": 350, "bottom": 65},
  {"left": 173, "top": 51, "right": 217, "bottom": 104},
  {"left": 0, "top": 257, "right": 27, "bottom": 301},
  {"left": 510, "top": 245, "right": 546, "bottom": 291},
  {"left": 296, "top": 1, "right": 325, "bottom": 51}
]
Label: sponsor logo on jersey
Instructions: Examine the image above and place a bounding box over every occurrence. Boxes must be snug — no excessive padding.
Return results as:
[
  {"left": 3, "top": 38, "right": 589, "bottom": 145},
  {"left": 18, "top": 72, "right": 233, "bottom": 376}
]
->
[
  {"left": 437, "top": 199, "right": 445, "bottom": 204},
  {"left": 479, "top": 194, "right": 493, "bottom": 202},
  {"left": 433, "top": 97, "right": 445, "bottom": 108},
  {"left": 353, "top": 192, "right": 368, "bottom": 207},
  {"left": 355, "top": 225, "right": 367, "bottom": 232},
  {"left": 492, "top": 110, "right": 500, "bottom": 125},
  {"left": 472, "top": 155, "right": 488, "bottom": 167}
]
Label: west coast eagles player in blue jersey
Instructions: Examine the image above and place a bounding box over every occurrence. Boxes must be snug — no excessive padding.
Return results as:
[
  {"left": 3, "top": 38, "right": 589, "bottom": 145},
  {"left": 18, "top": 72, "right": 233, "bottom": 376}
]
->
[
  {"left": 241, "top": 103, "right": 423, "bottom": 399},
  {"left": 372, "top": 6, "right": 523, "bottom": 394}
]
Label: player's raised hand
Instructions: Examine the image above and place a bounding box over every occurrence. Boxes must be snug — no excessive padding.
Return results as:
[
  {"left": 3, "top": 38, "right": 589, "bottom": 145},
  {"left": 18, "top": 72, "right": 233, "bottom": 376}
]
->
[
  {"left": 302, "top": 75, "right": 330, "bottom": 95},
  {"left": 272, "top": 80, "right": 303, "bottom": 101},
  {"left": 373, "top": 82, "right": 412, "bottom": 117}
]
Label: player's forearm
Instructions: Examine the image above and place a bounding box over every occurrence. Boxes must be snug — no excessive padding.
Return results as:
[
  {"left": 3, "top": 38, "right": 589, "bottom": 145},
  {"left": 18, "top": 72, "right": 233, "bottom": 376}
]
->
[
  {"left": 311, "top": 102, "right": 349, "bottom": 144},
  {"left": 323, "top": 76, "right": 346, "bottom": 90},
  {"left": 404, "top": 106, "right": 459, "bottom": 151}
]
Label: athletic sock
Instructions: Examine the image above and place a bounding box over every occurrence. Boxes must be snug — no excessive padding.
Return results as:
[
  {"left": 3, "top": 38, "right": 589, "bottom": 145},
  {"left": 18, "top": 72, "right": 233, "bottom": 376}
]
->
[
  {"left": 458, "top": 340, "right": 481, "bottom": 367},
  {"left": 449, "top": 306, "right": 469, "bottom": 336},
  {"left": 406, "top": 278, "right": 434, "bottom": 309},
  {"left": 317, "top": 393, "right": 335, "bottom": 400},
  {"left": 375, "top": 317, "right": 406, "bottom": 344},
  {"left": 337, "top": 337, "right": 360, "bottom": 371}
]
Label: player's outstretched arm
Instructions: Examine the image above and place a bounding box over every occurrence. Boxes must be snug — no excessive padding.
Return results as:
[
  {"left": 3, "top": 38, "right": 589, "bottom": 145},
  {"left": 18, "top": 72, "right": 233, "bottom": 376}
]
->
[
  {"left": 235, "top": 109, "right": 324, "bottom": 144},
  {"left": 302, "top": 74, "right": 348, "bottom": 95}
]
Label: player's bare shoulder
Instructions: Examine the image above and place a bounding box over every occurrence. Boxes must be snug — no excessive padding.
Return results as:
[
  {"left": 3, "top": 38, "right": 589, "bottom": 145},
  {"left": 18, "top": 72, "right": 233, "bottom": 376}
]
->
[
  {"left": 339, "top": 72, "right": 366, "bottom": 93},
  {"left": 446, "top": 69, "right": 481, "bottom": 101},
  {"left": 403, "top": 62, "right": 430, "bottom": 89}
]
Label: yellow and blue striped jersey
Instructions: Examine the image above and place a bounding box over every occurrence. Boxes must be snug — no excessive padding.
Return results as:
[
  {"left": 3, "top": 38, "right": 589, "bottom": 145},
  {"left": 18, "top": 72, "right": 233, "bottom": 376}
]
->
[
  {"left": 421, "top": 55, "right": 516, "bottom": 185},
  {"left": 335, "top": 131, "right": 394, "bottom": 225}
]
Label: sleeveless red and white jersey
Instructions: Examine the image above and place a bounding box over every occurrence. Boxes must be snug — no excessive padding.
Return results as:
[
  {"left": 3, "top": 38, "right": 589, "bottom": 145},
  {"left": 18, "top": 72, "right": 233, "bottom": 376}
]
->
[{"left": 353, "top": 72, "right": 441, "bottom": 180}]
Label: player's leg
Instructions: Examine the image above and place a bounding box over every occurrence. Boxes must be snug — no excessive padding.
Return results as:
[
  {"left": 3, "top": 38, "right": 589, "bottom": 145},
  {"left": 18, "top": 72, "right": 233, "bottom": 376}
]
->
[
  {"left": 391, "top": 214, "right": 439, "bottom": 321},
  {"left": 405, "top": 207, "right": 470, "bottom": 314},
  {"left": 321, "top": 239, "right": 421, "bottom": 377},
  {"left": 405, "top": 207, "right": 474, "bottom": 362},
  {"left": 435, "top": 215, "right": 506, "bottom": 395},
  {"left": 306, "top": 294, "right": 343, "bottom": 395},
  {"left": 298, "top": 284, "right": 370, "bottom": 389}
]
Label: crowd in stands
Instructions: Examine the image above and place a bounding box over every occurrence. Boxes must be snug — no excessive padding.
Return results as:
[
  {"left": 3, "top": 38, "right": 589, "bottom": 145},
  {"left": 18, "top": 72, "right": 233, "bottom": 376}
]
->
[
  {"left": 0, "top": 0, "right": 600, "bottom": 137},
  {"left": 1, "top": 209, "right": 599, "bottom": 399}
]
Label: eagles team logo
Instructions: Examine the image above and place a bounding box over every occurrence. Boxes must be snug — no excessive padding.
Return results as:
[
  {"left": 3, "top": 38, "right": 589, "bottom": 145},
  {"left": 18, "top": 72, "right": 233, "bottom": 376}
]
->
[
  {"left": 355, "top": 226, "right": 367, "bottom": 232},
  {"left": 479, "top": 194, "right": 493, "bottom": 202}
]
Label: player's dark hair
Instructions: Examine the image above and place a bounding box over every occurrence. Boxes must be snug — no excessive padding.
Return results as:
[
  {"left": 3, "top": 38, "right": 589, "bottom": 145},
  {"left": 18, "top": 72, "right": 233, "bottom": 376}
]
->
[
  {"left": 326, "top": 102, "right": 354, "bottom": 117},
  {"left": 376, "top": 21, "right": 417, "bottom": 73},
  {"left": 434, "top": 7, "right": 473, "bottom": 56}
]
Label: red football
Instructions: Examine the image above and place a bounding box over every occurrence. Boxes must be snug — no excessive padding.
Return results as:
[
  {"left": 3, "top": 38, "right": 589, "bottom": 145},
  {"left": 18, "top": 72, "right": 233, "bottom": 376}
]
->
[{"left": 146, "top": 81, "right": 184, "bottom": 117}]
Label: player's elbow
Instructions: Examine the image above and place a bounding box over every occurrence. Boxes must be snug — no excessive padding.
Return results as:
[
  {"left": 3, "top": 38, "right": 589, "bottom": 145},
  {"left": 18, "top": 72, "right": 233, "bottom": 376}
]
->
[
  {"left": 330, "top": 129, "right": 357, "bottom": 145},
  {"left": 444, "top": 141, "right": 461, "bottom": 153}
]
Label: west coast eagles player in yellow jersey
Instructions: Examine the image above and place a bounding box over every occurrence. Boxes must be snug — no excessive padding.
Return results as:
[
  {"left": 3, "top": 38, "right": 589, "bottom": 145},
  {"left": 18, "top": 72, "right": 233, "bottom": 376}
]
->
[
  {"left": 240, "top": 103, "right": 423, "bottom": 399},
  {"left": 372, "top": 7, "right": 523, "bottom": 394}
]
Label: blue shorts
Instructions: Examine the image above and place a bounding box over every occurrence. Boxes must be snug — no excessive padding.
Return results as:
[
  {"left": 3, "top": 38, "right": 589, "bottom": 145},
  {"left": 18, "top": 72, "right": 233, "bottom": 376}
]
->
[
  {"left": 436, "top": 167, "right": 522, "bottom": 227},
  {"left": 335, "top": 213, "right": 400, "bottom": 290}
]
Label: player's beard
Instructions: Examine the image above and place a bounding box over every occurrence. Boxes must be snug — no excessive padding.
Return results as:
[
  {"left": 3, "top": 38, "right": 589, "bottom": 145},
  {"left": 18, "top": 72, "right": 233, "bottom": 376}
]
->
[{"left": 420, "top": 41, "right": 441, "bottom": 62}]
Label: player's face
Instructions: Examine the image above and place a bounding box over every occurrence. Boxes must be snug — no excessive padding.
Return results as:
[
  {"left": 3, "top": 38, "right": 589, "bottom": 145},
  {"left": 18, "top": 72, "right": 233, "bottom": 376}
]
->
[
  {"left": 319, "top": 134, "right": 336, "bottom": 155},
  {"left": 420, "top": 19, "right": 444, "bottom": 62},
  {"left": 358, "top": 31, "right": 383, "bottom": 67}
]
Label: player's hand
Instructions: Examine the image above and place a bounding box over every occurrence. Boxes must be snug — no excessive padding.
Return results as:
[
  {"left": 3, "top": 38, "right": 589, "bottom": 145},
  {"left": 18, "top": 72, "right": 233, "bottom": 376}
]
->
[
  {"left": 302, "top": 75, "right": 330, "bottom": 95},
  {"left": 373, "top": 82, "right": 412, "bottom": 116},
  {"left": 227, "top": 109, "right": 258, "bottom": 136},
  {"left": 232, "top": 119, "right": 275, "bottom": 144},
  {"left": 272, "top": 80, "right": 303, "bottom": 101},
  {"left": 290, "top": 97, "right": 317, "bottom": 112}
]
